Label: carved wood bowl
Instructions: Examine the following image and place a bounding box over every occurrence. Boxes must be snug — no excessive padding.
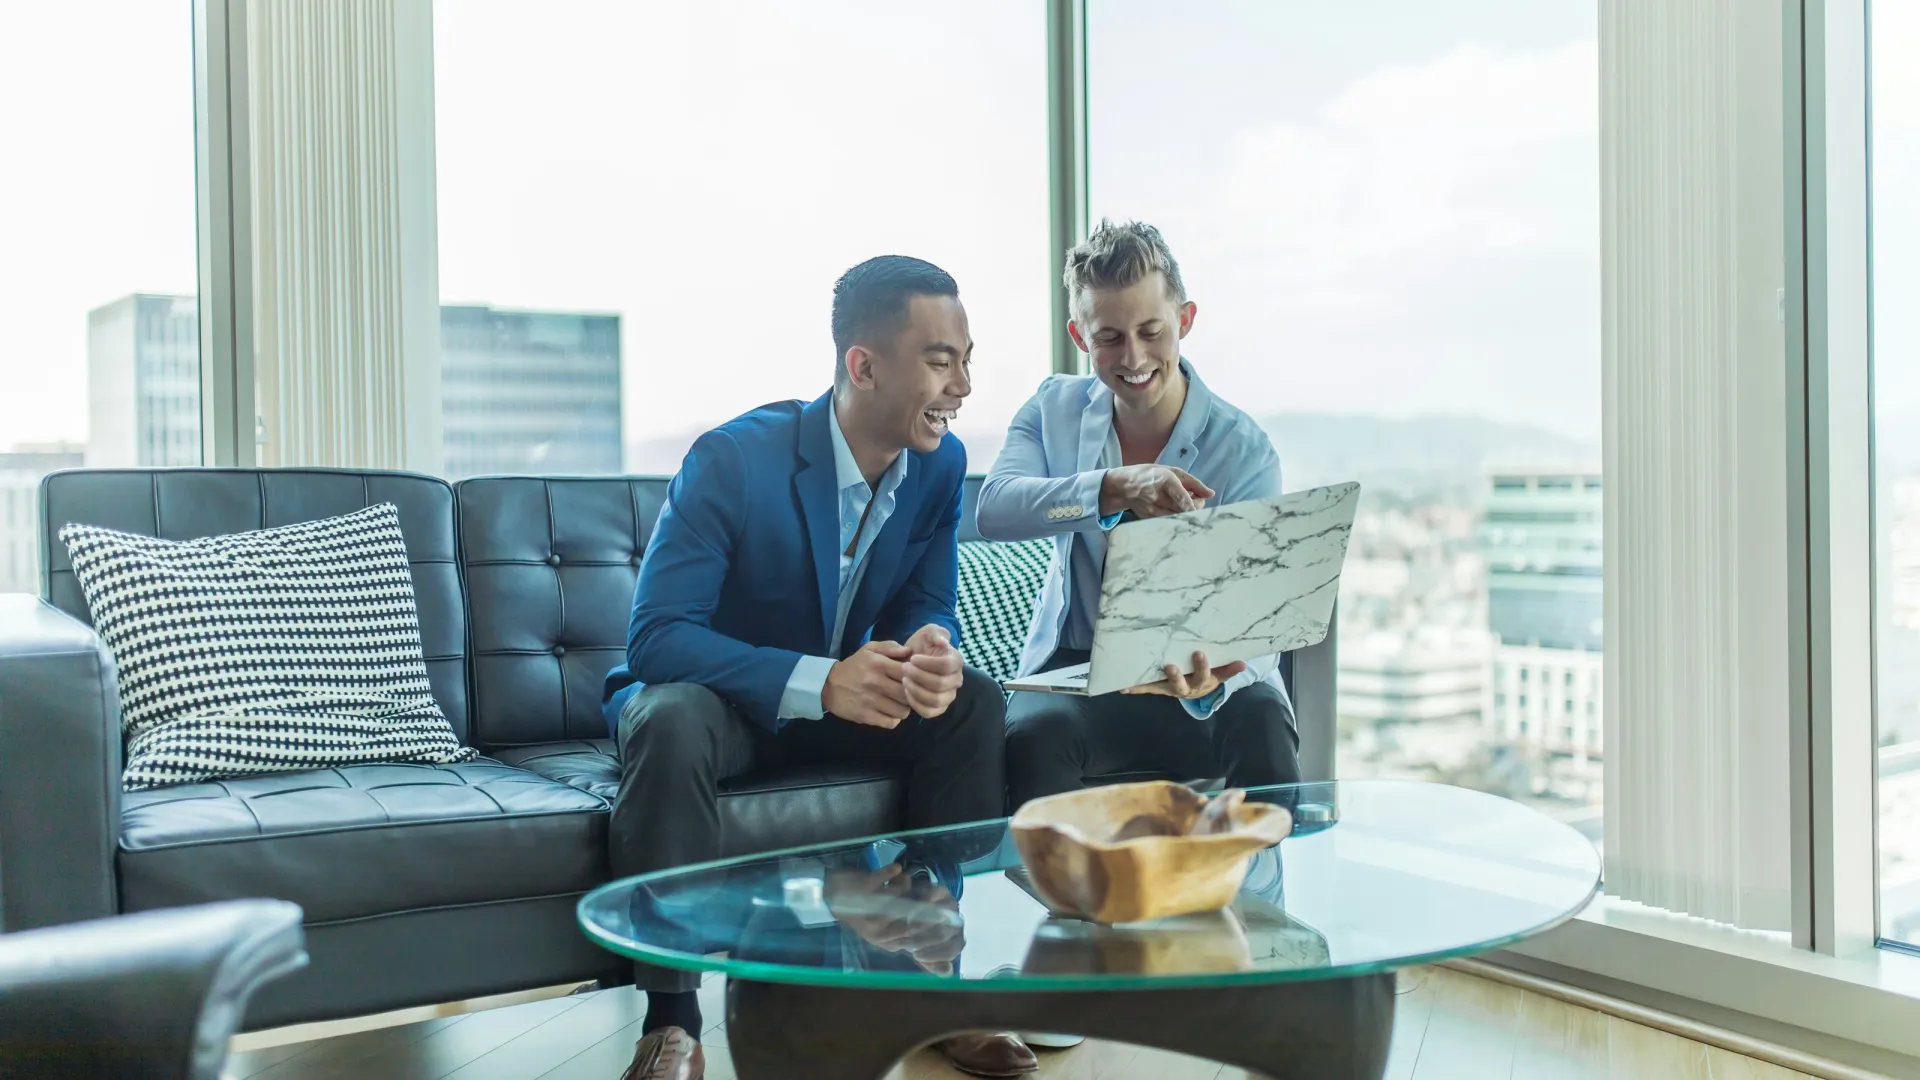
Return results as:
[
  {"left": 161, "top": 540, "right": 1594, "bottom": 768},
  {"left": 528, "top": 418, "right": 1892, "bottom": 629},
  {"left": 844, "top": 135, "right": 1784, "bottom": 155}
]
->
[
  {"left": 1021, "top": 908, "right": 1254, "bottom": 976},
  {"left": 1010, "top": 781, "right": 1294, "bottom": 925}
]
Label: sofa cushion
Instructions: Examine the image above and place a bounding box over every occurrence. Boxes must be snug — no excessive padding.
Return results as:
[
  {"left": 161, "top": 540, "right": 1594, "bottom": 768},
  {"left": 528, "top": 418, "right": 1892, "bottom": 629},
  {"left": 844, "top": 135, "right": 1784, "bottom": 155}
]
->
[
  {"left": 59, "top": 504, "right": 476, "bottom": 790},
  {"left": 40, "top": 468, "right": 472, "bottom": 743},
  {"left": 116, "top": 759, "right": 607, "bottom": 923},
  {"left": 491, "top": 741, "right": 903, "bottom": 858}
]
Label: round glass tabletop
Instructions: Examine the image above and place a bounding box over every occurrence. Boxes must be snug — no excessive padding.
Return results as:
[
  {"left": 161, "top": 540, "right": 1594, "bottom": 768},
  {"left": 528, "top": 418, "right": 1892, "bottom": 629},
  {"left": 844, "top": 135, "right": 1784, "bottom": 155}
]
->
[{"left": 577, "top": 780, "right": 1600, "bottom": 991}]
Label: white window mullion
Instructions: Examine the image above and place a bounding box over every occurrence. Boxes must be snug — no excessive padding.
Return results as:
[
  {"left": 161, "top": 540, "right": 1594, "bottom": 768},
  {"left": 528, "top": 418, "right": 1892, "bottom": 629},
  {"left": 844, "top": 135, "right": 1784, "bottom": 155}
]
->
[{"left": 1790, "top": 0, "right": 1878, "bottom": 957}]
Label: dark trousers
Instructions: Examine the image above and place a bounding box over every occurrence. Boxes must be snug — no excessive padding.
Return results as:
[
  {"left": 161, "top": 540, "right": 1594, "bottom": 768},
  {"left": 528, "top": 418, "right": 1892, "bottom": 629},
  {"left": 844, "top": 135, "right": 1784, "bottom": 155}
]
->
[
  {"left": 611, "top": 667, "right": 1007, "bottom": 992},
  {"left": 1005, "top": 649, "right": 1300, "bottom": 810}
]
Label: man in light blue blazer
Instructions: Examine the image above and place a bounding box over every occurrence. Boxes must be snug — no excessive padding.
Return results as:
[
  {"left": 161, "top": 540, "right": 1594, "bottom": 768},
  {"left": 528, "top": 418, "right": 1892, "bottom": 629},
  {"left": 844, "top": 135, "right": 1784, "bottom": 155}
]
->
[
  {"left": 600, "top": 257, "right": 1030, "bottom": 1079},
  {"left": 976, "top": 220, "right": 1299, "bottom": 810}
]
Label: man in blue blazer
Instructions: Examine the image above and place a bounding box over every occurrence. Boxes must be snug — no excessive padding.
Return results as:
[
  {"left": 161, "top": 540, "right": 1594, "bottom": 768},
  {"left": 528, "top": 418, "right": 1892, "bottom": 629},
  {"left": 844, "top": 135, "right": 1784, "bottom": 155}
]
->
[
  {"left": 976, "top": 220, "right": 1300, "bottom": 811},
  {"left": 600, "top": 257, "right": 1026, "bottom": 1080}
]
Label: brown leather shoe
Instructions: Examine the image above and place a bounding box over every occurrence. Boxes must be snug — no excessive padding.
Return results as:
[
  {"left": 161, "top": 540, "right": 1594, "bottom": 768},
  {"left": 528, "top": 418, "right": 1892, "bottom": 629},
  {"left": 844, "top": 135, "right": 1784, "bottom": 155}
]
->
[
  {"left": 620, "top": 1025, "right": 705, "bottom": 1080},
  {"left": 935, "top": 1032, "right": 1039, "bottom": 1077}
]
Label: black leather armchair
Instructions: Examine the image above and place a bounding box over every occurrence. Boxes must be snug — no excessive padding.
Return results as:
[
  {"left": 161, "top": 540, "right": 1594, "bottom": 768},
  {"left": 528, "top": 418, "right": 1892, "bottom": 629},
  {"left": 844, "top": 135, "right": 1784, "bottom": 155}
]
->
[
  {"left": 0, "top": 467, "right": 1336, "bottom": 1032},
  {"left": 0, "top": 899, "right": 306, "bottom": 1080}
]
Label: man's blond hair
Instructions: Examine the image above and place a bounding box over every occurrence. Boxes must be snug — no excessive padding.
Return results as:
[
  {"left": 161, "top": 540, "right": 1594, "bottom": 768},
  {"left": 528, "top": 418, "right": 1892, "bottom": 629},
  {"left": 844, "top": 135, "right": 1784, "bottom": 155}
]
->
[{"left": 1063, "top": 219, "right": 1188, "bottom": 321}]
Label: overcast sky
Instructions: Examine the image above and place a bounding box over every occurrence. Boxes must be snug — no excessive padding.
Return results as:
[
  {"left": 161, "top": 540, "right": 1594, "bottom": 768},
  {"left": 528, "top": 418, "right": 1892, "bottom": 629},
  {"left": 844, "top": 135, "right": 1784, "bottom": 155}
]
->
[{"left": 1, "top": 1, "right": 1912, "bottom": 463}]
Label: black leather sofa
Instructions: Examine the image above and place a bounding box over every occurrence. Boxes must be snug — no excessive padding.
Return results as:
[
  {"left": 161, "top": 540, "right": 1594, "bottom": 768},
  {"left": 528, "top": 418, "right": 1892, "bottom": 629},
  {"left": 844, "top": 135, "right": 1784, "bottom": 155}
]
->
[
  {"left": 0, "top": 467, "right": 1336, "bottom": 1031},
  {"left": 0, "top": 899, "right": 306, "bottom": 1080}
]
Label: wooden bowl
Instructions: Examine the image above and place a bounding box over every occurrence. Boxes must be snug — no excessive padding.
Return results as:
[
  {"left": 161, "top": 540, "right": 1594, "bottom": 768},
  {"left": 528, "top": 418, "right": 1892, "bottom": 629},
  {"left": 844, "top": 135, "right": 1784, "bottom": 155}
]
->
[
  {"left": 1021, "top": 909, "right": 1254, "bottom": 976},
  {"left": 1010, "top": 781, "right": 1293, "bottom": 925}
]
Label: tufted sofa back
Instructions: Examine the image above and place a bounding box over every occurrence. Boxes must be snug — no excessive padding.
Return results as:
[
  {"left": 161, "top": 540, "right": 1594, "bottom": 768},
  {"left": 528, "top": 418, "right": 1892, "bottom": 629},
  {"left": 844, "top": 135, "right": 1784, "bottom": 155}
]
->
[
  {"left": 38, "top": 469, "right": 472, "bottom": 742},
  {"left": 453, "top": 474, "right": 998, "bottom": 751},
  {"left": 455, "top": 477, "right": 667, "bottom": 748}
]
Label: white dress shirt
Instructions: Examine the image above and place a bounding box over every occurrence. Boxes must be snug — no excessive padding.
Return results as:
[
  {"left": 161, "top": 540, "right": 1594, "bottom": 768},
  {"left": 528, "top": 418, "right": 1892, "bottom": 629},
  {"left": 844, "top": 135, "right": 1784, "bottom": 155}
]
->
[{"left": 776, "top": 400, "right": 911, "bottom": 721}]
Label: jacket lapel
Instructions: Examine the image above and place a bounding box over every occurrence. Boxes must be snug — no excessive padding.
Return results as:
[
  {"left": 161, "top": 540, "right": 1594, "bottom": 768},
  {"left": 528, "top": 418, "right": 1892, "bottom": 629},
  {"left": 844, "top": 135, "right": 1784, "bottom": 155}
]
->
[
  {"left": 1077, "top": 379, "right": 1114, "bottom": 475},
  {"left": 1158, "top": 358, "right": 1212, "bottom": 465},
  {"left": 795, "top": 393, "right": 841, "bottom": 653},
  {"left": 1076, "top": 381, "right": 1116, "bottom": 565}
]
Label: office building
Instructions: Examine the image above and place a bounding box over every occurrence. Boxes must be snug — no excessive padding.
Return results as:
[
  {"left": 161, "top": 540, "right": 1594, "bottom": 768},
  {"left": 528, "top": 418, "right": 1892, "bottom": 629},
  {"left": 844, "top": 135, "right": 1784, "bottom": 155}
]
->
[
  {"left": 440, "top": 305, "right": 622, "bottom": 479},
  {"left": 86, "top": 294, "right": 202, "bottom": 467},
  {"left": 1481, "top": 469, "right": 1605, "bottom": 764},
  {"left": 1339, "top": 627, "right": 1489, "bottom": 726},
  {"left": 85, "top": 297, "right": 623, "bottom": 481},
  {"left": 0, "top": 444, "right": 85, "bottom": 594}
]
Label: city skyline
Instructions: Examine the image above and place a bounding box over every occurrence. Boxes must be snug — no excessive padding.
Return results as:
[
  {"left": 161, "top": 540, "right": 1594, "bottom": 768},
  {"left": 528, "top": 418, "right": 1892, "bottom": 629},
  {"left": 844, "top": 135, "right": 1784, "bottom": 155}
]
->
[
  {"left": 3, "top": 1, "right": 1622, "bottom": 452},
  {"left": 69, "top": 293, "right": 627, "bottom": 481}
]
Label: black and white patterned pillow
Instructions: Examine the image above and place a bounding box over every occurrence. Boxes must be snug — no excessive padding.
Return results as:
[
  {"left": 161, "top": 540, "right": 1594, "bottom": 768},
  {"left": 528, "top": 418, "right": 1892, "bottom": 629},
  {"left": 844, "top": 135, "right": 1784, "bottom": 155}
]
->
[
  {"left": 956, "top": 538, "right": 1053, "bottom": 684},
  {"left": 60, "top": 503, "right": 477, "bottom": 790}
]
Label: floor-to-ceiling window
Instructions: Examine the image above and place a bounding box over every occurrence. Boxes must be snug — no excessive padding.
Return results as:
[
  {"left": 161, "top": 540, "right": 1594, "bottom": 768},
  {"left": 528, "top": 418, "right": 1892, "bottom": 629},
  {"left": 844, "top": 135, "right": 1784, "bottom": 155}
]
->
[
  {"left": 1872, "top": 0, "right": 1920, "bottom": 950},
  {"left": 1086, "top": 0, "right": 1603, "bottom": 843},
  {"left": 431, "top": 0, "right": 1052, "bottom": 480},
  {"left": 0, "top": 1, "right": 200, "bottom": 594}
]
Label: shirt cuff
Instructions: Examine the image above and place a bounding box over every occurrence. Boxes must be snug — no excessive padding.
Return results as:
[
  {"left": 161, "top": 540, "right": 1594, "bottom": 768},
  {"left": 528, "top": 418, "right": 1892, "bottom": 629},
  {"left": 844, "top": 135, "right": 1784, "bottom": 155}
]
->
[
  {"left": 1180, "top": 684, "right": 1228, "bottom": 719},
  {"left": 1097, "top": 510, "right": 1123, "bottom": 530},
  {"left": 1075, "top": 468, "right": 1108, "bottom": 526},
  {"left": 779, "top": 655, "right": 835, "bottom": 721}
]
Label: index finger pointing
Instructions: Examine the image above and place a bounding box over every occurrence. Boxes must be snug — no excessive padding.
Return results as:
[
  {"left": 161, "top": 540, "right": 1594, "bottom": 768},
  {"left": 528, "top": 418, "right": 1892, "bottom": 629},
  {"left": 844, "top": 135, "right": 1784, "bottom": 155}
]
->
[{"left": 1170, "top": 468, "right": 1216, "bottom": 499}]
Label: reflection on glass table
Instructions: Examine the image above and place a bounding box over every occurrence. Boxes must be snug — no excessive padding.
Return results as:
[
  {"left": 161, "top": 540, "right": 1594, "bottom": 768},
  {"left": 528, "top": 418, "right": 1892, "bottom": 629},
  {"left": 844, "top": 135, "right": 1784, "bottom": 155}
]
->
[{"left": 578, "top": 781, "right": 1599, "bottom": 1080}]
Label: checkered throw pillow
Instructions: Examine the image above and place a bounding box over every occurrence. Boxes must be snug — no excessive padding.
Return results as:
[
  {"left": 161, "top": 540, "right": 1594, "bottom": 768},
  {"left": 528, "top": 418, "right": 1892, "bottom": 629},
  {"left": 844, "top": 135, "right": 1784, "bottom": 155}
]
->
[
  {"left": 59, "top": 503, "right": 476, "bottom": 791},
  {"left": 955, "top": 538, "right": 1053, "bottom": 684}
]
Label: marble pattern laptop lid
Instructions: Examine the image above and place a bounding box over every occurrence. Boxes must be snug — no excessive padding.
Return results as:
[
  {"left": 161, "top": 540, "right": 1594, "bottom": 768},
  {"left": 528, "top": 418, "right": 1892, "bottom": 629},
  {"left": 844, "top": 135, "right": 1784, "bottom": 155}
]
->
[{"left": 1087, "top": 482, "right": 1361, "bottom": 695}]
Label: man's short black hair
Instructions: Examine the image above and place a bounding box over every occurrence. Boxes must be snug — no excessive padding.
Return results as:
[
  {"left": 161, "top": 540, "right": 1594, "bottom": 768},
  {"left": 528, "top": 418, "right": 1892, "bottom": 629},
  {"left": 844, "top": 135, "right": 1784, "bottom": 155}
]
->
[{"left": 831, "top": 255, "right": 959, "bottom": 385}]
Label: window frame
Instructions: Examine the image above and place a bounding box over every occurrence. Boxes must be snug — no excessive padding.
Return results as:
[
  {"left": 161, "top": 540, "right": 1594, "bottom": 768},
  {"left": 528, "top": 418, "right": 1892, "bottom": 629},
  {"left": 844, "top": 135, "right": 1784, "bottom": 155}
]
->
[
  {"left": 1500, "top": 0, "right": 1913, "bottom": 1059},
  {"left": 192, "top": 0, "right": 255, "bottom": 468}
]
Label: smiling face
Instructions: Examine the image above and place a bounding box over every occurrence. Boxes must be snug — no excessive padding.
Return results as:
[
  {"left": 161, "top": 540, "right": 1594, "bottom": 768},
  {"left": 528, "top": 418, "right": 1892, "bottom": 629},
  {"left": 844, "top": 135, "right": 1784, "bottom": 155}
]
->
[
  {"left": 843, "top": 293, "right": 973, "bottom": 454},
  {"left": 1070, "top": 271, "right": 1196, "bottom": 413}
]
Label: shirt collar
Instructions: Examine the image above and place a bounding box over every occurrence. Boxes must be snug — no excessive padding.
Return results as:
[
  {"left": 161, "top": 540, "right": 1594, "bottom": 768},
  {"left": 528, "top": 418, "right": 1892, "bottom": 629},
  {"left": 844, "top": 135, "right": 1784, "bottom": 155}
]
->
[
  {"left": 828, "top": 398, "right": 909, "bottom": 495},
  {"left": 1165, "top": 356, "right": 1215, "bottom": 452},
  {"left": 1088, "top": 356, "right": 1215, "bottom": 456}
]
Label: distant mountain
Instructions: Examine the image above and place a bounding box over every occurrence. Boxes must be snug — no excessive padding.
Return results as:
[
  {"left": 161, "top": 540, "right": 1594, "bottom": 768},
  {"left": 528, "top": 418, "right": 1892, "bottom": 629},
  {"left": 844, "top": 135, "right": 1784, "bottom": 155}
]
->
[
  {"left": 1258, "top": 413, "right": 1597, "bottom": 504},
  {"left": 626, "top": 411, "right": 1598, "bottom": 505}
]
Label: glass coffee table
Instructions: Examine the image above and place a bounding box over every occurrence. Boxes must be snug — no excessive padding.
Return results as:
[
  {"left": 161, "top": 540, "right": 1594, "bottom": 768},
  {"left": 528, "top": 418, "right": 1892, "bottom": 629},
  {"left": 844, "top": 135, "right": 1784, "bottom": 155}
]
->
[{"left": 578, "top": 780, "right": 1600, "bottom": 1079}]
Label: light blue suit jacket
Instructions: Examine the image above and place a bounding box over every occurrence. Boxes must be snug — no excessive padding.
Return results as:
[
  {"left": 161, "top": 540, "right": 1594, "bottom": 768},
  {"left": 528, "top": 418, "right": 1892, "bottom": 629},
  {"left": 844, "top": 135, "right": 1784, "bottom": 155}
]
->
[{"left": 975, "top": 359, "right": 1290, "bottom": 711}]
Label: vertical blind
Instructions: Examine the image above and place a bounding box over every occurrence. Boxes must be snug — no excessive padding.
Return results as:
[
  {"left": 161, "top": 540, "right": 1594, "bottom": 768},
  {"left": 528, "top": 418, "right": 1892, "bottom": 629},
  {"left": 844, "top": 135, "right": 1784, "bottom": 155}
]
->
[
  {"left": 250, "top": 0, "right": 441, "bottom": 473},
  {"left": 1601, "top": 0, "right": 1791, "bottom": 930}
]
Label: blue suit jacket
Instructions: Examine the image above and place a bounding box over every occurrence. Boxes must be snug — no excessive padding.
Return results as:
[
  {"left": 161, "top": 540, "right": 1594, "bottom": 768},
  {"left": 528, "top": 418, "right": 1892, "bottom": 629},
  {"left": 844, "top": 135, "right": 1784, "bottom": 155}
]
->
[{"left": 601, "top": 392, "right": 967, "bottom": 735}]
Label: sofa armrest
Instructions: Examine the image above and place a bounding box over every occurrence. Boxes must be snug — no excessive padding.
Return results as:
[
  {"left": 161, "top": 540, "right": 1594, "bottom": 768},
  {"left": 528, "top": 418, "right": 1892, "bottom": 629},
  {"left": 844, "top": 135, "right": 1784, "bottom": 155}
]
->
[
  {"left": 0, "top": 594, "right": 124, "bottom": 930},
  {"left": 1290, "top": 600, "right": 1338, "bottom": 783},
  {"left": 0, "top": 900, "right": 307, "bottom": 1080}
]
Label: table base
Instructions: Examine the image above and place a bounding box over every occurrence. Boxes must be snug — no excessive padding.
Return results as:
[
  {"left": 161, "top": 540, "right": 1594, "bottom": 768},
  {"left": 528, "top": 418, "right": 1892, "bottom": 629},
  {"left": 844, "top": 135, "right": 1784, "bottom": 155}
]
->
[{"left": 724, "top": 972, "right": 1395, "bottom": 1080}]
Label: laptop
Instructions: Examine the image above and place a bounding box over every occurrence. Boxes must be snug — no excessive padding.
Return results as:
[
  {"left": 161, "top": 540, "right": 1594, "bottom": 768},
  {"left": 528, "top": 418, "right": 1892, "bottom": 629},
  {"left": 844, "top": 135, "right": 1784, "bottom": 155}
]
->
[{"left": 1002, "top": 481, "right": 1360, "bottom": 696}]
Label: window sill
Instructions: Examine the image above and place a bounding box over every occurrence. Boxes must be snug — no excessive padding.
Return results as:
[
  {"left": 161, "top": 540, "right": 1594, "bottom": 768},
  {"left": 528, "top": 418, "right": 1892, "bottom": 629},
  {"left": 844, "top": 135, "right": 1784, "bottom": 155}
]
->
[{"left": 1492, "top": 893, "right": 1920, "bottom": 1066}]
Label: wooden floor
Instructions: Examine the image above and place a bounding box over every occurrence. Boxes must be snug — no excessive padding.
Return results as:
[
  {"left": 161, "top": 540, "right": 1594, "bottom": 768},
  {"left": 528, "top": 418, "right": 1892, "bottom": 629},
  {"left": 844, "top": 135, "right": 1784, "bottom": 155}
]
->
[{"left": 222, "top": 966, "right": 1825, "bottom": 1080}]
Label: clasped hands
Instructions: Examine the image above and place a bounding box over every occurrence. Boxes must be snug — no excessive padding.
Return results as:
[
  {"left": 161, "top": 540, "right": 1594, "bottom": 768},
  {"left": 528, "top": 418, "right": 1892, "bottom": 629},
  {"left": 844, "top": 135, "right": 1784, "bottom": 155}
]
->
[
  {"left": 824, "top": 863, "right": 964, "bottom": 975},
  {"left": 822, "top": 623, "right": 961, "bottom": 729}
]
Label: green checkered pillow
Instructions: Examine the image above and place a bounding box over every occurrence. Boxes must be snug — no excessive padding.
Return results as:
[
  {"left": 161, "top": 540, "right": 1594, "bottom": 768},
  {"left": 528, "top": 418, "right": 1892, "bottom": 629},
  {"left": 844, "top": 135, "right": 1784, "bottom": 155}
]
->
[{"left": 955, "top": 538, "right": 1053, "bottom": 684}]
